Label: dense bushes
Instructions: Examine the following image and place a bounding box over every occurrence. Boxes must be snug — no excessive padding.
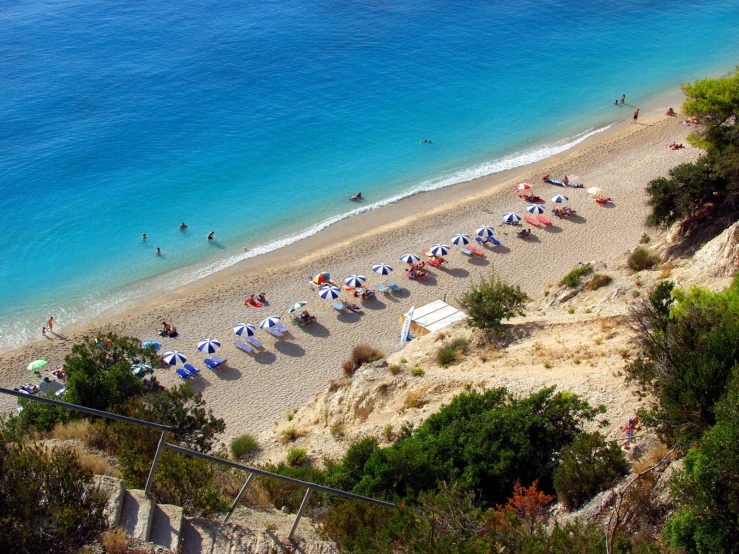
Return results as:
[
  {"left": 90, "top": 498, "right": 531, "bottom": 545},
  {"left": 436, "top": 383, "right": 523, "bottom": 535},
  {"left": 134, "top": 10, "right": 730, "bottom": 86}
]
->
[
  {"left": 560, "top": 264, "right": 593, "bottom": 288},
  {"left": 459, "top": 273, "right": 528, "bottom": 334},
  {"left": 0, "top": 423, "right": 108, "bottom": 553},
  {"left": 553, "top": 432, "right": 630, "bottom": 509},
  {"left": 627, "top": 247, "right": 661, "bottom": 272},
  {"left": 436, "top": 337, "right": 468, "bottom": 367}
]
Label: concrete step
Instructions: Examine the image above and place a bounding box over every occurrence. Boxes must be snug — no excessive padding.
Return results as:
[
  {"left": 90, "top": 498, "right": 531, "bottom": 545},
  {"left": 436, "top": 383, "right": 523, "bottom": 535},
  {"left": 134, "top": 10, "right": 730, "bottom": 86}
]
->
[
  {"left": 120, "top": 489, "right": 154, "bottom": 542},
  {"left": 150, "top": 503, "right": 184, "bottom": 552},
  {"left": 93, "top": 475, "right": 125, "bottom": 527},
  {"left": 181, "top": 518, "right": 250, "bottom": 554}
]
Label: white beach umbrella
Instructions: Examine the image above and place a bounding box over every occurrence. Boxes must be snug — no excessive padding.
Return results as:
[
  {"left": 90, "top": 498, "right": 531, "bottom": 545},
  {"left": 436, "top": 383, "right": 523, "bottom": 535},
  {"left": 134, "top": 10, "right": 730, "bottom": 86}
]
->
[
  {"left": 289, "top": 301, "right": 307, "bottom": 313},
  {"left": 372, "top": 263, "right": 393, "bottom": 275},
  {"left": 502, "top": 212, "right": 522, "bottom": 224},
  {"left": 400, "top": 253, "right": 421, "bottom": 264},
  {"left": 234, "top": 323, "right": 257, "bottom": 336},
  {"left": 587, "top": 187, "right": 605, "bottom": 196},
  {"left": 515, "top": 183, "right": 532, "bottom": 191},
  {"left": 527, "top": 205, "right": 545, "bottom": 214},
  {"left": 429, "top": 244, "right": 451, "bottom": 256},
  {"left": 552, "top": 194, "right": 569, "bottom": 203},
  {"left": 319, "top": 285, "right": 341, "bottom": 300},
  {"left": 259, "top": 316, "right": 281, "bottom": 329},
  {"left": 451, "top": 233, "right": 470, "bottom": 246},
  {"left": 197, "top": 338, "right": 221, "bottom": 354},
  {"left": 162, "top": 351, "right": 187, "bottom": 366},
  {"left": 344, "top": 274, "right": 367, "bottom": 287},
  {"left": 476, "top": 226, "right": 495, "bottom": 237}
]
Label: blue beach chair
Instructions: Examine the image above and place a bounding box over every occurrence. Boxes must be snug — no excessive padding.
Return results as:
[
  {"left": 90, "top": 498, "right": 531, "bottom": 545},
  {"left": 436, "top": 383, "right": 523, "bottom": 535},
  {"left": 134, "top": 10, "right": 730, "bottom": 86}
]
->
[
  {"left": 176, "top": 368, "right": 191, "bottom": 380},
  {"left": 235, "top": 340, "right": 254, "bottom": 353}
]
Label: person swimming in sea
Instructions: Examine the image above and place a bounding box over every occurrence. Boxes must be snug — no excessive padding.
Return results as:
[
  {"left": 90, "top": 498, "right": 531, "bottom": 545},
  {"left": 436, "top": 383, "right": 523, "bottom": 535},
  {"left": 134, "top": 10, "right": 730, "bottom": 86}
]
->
[
  {"left": 207, "top": 231, "right": 214, "bottom": 240},
  {"left": 420, "top": 139, "right": 432, "bottom": 144},
  {"left": 350, "top": 192, "right": 362, "bottom": 201},
  {"left": 179, "top": 222, "right": 188, "bottom": 230},
  {"left": 142, "top": 233, "right": 148, "bottom": 240},
  {"left": 156, "top": 247, "right": 161, "bottom": 255}
]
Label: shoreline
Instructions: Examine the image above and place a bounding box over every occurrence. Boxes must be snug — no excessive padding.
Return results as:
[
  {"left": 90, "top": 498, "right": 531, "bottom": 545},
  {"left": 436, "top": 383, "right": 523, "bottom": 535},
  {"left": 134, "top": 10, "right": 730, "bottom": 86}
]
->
[
  {"left": 0, "top": 106, "right": 701, "bottom": 435},
  {"left": 0, "top": 85, "right": 687, "bottom": 353}
]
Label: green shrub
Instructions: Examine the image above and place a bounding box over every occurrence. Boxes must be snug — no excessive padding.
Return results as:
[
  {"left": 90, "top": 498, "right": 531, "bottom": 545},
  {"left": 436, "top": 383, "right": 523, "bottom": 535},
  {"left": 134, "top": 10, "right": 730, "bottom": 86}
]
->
[
  {"left": 560, "top": 264, "right": 594, "bottom": 288},
  {"left": 436, "top": 346, "right": 457, "bottom": 367},
  {"left": 230, "top": 434, "right": 259, "bottom": 460},
  {"left": 352, "top": 344, "right": 385, "bottom": 368},
  {"left": 287, "top": 448, "right": 308, "bottom": 467},
  {"left": 587, "top": 273, "right": 613, "bottom": 290},
  {"left": 640, "top": 233, "right": 651, "bottom": 244},
  {"left": 412, "top": 367, "right": 425, "bottom": 377},
  {"left": 553, "top": 432, "right": 630, "bottom": 509},
  {"left": 628, "top": 247, "right": 661, "bottom": 271},
  {"left": 459, "top": 273, "right": 529, "bottom": 334}
]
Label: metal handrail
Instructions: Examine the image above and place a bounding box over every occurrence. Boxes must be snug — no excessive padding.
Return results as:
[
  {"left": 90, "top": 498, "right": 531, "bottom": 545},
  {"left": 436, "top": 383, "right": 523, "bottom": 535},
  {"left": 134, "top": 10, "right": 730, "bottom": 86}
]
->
[{"left": 1, "top": 387, "right": 395, "bottom": 539}]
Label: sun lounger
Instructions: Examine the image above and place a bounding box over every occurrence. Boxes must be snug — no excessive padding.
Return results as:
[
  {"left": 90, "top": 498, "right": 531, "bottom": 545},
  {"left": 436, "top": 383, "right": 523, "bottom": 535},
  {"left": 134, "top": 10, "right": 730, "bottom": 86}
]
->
[
  {"left": 265, "top": 327, "right": 282, "bottom": 337},
  {"left": 523, "top": 216, "right": 541, "bottom": 227},
  {"left": 376, "top": 282, "right": 389, "bottom": 294},
  {"left": 537, "top": 215, "right": 552, "bottom": 226},
  {"left": 203, "top": 358, "right": 219, "bottom": 370},
  {"left": 184, "top": 363, "right": 201, "bottom": 376},
  {"left": 212, "top": 356, "right": 227, "bottom": 367},
  {"left": 461, "top": 247, "right": 473, "bottom": 255},
  {"left": 333, "top": 301, "right": 345, "bottom": 312},
  {"left": 490, "top": 236, "right": 501, "bottom": 246},
  {"left": 176, "top": 368, "right": 192, "bottom": 380},
  {"left": 387, "top": 281, "right": 401, "bottom": 292},
  {"left": 246, "top": 335, "right": 263, "bottom": 348},
  {"left": 275, "top": 321, "right": 290, "bottom": 333},
  {"left": 234, "top": 340, "right": 254, "bottom": 353}
]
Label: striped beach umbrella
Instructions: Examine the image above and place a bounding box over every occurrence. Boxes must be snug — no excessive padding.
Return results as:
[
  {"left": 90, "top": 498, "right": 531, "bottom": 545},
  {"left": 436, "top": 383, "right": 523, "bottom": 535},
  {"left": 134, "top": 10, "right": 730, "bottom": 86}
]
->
[
  {"left": 319, "top": 285, "right": 341, "bottom": 300},
  {"left": 527, "top": 205, "right": 545, "bottom": 214},
  {"left": 515, "top": 183, "right": 532, "bottom": 191},
  {"left": 259, "top": 316, "right": 281, "bottom": 329},
  {"left": 372, "top": 263, "right": 393, "bottom": 275},
  {"left": 234, "top": 323, "right": 257, "bottom": 336},
  {"left": 502, "top": 212, "right": 522, "bottom": 224},
  {"left": 400, "top": 253, "right": 421, "bottom": 264},
  {"left": 552, "top": 194, "right": 569, "bottom": 203},
  {"left": 451, "top": 233, "right": 470, "bottom": 246},
  {"left": 289, "top": 301, "right": 307, "bottom": 313},
  {"left": 429, "top": 244, "right": 451, "bottom": 256},
  {"left": 162, "top": 351, "right": 187, "bottom": 366},
  {"left": 197, "top": 338, "right": 221, "bottom": 354},
  {"left": 345, "top": 274, "right": 367, "bottom": 288},
  {"left": 476, "top": 225, "right": 495, "bottom": 237}
]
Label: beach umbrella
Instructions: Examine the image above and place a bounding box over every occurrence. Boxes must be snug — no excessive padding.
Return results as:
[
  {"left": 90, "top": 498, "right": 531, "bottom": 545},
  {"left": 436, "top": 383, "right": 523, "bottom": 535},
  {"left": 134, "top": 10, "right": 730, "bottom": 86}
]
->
[
  {"left": 141, "top": 340, "right": 161, "bottom": 351},
  {"left": 319, "top": 285, "right": 341, "bottom": 300},
  {"left": 451, "top": 233, "right": 470, "bottom": 246},
  {"left": 372, "top": 263, "right": 393, "bottom": 275},
  {"left": 527, "top": 205, "right": 545, "bottom": 214},
  {"left": 400, "top": 254, "right": 421, "bottom": 264},
  {"left": 587, "top": 187, "right": 605, "bottom": 196},
  {"left": 311, "top": 272, "right": 331, "bottom": 285},
  {"left": 552, "top": 194, "right": 569, "bottom": 203},
  {"left": 259, "top": 316, "right": 281, "bottom": 329},
  {"left": 27, "top": 360, "right": 48, "bottom": 371},
  {"left": 429, "top": 244, "right": 451, "bottom": 256},
  {"left": 162, "top": 351, "right": 187, "bottom": 366},
  {"left": 234, "top": 323, "right": 257, "bottom": 336},
  {"left": 502, "top": 212, "right": 522, "bottom": 224},
  {"left": 515, "top": 182, "right": 532, "bottom": 191},
  {"left": 345, "top": 274, "right": 367, "bottom": 288},
  {"left": 197, "top": 338, "right": 221, "bottom": 354},
  {"left": 476, "top": 226, "right": 495, "bottom": 237},
  {"left": 289, "top": 301, "right": 308, "bottom": 313}
]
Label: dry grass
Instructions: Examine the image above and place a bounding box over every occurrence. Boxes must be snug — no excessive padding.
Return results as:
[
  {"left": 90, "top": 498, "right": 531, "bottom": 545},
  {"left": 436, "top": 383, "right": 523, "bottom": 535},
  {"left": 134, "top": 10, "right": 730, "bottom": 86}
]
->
[
  {"left": 632, "top": 443, "right": 675, "bottom": 473},
  {"left": 435, "top": 331, "right": 446, "bottom": 341},
  {"left": 388, "top": 364, "right": 402, "bottom": 375},
  {"left": 351, "top": 344, "right": 385, "bottom": 367},
  {"left": 403, "top": 391, "right": 426, "bottom": 410},
  {"left": 542, "top": 359, "right": 552, "bottom": 369},
  {"left": 659, "top": 263, "right": 673, "bottom": 280},
  {"left": 51, "top": 419, "right": 90, "bottom": 442},
  {"left": 75, "top": 448, "right": 121, "bottom": 477},
  {"left": 101, "top": 527, "right": 129, "bottom": 554},
  {"left": 279, "top": 426, "right": 307, "bottom": 444}
]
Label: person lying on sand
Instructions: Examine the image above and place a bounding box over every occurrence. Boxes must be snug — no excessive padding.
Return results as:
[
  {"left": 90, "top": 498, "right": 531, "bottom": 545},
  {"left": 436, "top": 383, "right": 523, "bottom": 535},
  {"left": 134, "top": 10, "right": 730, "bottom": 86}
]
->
[{"left": 256, "top": 292, "right": 267, "bottom": 303}]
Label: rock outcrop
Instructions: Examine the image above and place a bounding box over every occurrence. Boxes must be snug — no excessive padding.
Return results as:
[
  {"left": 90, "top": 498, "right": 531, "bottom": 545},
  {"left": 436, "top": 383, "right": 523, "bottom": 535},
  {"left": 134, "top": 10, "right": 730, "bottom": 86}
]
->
[{"left": 693, "top": 221, "right": 739, "bottom": 277}]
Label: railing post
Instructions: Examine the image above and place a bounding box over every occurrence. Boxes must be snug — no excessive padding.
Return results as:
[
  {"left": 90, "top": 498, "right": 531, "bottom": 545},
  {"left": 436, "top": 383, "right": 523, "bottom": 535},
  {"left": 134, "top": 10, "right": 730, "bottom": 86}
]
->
[
  {"left": 224, "top": 472, "right": 255, "bottom": 523},
  {"left": 144, "top": 430, "right": 169, "bottom": 496},
  {"left": 288, "top": 487, "right": 313, "bottom": 541}
]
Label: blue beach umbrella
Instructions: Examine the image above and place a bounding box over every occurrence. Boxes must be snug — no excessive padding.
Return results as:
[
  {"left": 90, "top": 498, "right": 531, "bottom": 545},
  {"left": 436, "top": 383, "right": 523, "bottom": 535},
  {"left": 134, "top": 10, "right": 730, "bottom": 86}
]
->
[
  {"left": 502, "top": 212, "right": 522, "bottom": 224},
  {"left": 197, "top": 338, "right": 221, "bottom": 354},
  {"left": 319, "top": 285, "right": 341, "bottom": 300},
  {"left": 451, "top": 233, "right": 470, "bottom": 245},
  {"left": 162, "top": 351, "right": 187, "bottom": 366},
  {"left": 259, "top": 316, "right": 281, "bottom": 329},
  {"left": 141, "top": 340, "right": 161, "bottom": 352},
  {"left": 527, "top": 205, "right": 545, "bottom": 214},
  {"left": 372, "top": 263, "right": 393, "bottom": 275},
  {"left": 400, "top": 254, "right": 421, "bottom": 264},
  {"left": 429, "top": 244, "right": 451, "bottom": 256},
  {"left": 476, "top": 226, "right": 495, "bottom": 237},
  {"left": 552, "top": 194, "right": 569, "bottom": 204},
  {"left": 234, "top": 323, "right": 257, "bottom": 336},
  {"left": 345, "top": 274, "right": 367, "bottom": 288}
]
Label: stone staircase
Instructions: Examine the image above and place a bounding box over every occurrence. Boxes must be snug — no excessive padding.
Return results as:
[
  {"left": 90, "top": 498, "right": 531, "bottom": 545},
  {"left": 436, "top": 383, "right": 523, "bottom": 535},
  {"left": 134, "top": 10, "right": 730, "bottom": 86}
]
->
[{"left": 92, "top": 475, "right": 335, "bottom": 553}]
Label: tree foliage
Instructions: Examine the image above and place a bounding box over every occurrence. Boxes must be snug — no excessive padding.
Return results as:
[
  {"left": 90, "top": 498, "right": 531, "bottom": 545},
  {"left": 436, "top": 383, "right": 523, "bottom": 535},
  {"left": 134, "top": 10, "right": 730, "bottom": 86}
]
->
[{"left": 459, "top": 273, "right": 528, "bottom": 334}]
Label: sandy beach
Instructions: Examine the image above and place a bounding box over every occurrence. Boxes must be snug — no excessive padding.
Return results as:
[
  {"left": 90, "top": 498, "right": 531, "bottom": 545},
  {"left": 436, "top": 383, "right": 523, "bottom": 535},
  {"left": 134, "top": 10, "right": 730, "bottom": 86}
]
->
[{"left": 0, "top": 110, "right": 699, "bottom": 440}]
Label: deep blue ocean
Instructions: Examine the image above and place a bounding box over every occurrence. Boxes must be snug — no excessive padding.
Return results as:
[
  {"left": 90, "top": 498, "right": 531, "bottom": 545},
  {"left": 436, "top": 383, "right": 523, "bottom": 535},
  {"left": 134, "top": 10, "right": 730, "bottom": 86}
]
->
[{"left": 1, "top": 0, "right": 738, "bottom": 350}]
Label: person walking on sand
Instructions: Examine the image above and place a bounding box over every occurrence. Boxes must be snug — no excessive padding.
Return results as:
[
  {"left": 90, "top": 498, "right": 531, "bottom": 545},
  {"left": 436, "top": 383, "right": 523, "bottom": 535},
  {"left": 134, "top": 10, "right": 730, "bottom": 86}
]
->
[
  {"left": 632, "top": 108, "right": 639, "bottom": 123},
  {"left": 207, "top": 231, "right": 214, "bottom": 240},
  {"left": 47, "top": 316, "right": 54, "bottom": 332},
  {"left": 621, "top": 94, "right": 626, "bottom": 105}
]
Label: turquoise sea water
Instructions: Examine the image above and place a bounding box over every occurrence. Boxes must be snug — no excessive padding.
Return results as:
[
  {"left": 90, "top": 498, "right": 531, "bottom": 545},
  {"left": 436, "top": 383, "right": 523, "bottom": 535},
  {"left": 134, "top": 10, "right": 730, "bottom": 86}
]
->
[{"left": 1, "top": 0, "right": 738, "bottom": 350}]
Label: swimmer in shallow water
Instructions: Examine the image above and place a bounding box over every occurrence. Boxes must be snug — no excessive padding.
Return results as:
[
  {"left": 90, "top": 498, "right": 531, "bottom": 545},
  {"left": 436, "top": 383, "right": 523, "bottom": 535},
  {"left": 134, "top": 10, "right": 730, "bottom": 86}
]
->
[
  {"left": 142, "top": 233, "right": 148, "bottom": 240},
  {"left": 350, "top": 192, "right": 362, "bottom": 201},
  {"left": 179, "top": 222, "right": 187, "bottom": 230},
  {"left": 156, "top": 247, "right": 161, "bottom": 255},
  {"left": 207, "top": 231, "right": 214, "bottom": 240}
]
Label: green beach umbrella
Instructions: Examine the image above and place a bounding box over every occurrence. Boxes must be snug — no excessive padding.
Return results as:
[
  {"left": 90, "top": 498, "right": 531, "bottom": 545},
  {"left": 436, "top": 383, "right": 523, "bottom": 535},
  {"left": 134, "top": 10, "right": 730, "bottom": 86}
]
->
[{"left": 27, "top": 359, "right": 48, "bottom": 371}]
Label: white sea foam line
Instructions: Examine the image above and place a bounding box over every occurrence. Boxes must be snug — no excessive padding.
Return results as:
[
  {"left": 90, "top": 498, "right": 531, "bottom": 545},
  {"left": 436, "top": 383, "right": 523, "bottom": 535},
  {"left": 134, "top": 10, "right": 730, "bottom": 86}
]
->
[{"left": 0, "top": 123, "right": 611, "bottom": 353}]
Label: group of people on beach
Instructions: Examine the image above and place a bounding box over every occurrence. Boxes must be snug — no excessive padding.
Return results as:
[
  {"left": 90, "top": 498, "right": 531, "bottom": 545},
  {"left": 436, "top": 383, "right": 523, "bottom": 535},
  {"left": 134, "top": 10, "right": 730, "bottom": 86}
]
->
[
  {"left": 41, "top": 316, "right": 55, "bottom": 338},
  {"left": 612, "top": 93, "right": 640, "bottom": 123},
  {"left": 142, "top": 225, "right": 216, "bottom": 256}
]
